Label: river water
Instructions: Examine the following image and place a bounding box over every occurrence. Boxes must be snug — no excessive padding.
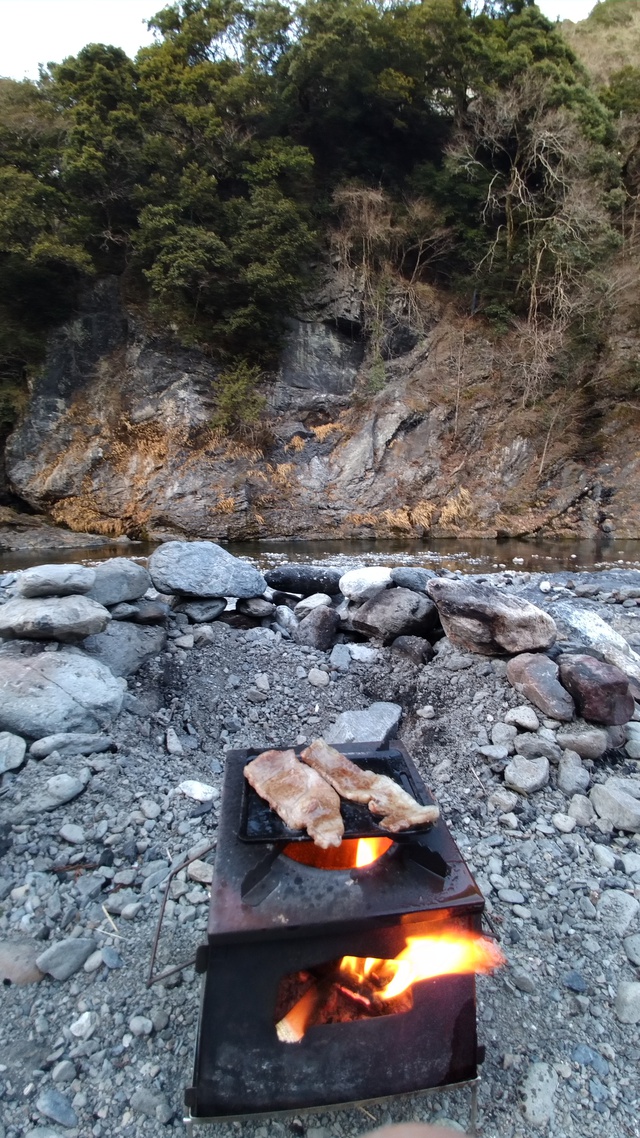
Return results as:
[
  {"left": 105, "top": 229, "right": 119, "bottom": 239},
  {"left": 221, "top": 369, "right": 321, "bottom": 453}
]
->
[{"left": 2, "top": 535, "right": 640, "bottom": 576}]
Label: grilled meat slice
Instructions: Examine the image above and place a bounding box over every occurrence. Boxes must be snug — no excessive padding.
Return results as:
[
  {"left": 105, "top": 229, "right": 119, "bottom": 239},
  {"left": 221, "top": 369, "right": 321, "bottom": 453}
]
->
[
  {"left": 244, "top": 748, "right": 344, "bottom": 848},
  {"left": 301, "top": 739, "right": 439, "bottom": 832}
]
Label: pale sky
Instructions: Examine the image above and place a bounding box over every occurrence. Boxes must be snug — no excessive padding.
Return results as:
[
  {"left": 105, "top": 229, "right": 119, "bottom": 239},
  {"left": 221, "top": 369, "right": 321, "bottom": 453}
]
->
[{"left": 0, "top": 0, "right": 600, "bottom": 82}]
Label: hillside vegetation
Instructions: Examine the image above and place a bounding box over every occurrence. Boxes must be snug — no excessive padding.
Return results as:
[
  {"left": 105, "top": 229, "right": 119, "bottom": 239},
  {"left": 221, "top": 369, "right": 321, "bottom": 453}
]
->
[{"left": 1, "top": 0, "right": 640, "bottom": 442}]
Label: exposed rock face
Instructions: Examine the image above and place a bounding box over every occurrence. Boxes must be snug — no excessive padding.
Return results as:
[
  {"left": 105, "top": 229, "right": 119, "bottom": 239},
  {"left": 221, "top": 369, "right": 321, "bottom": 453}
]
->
[
  {"left": 265, "top": 565, "right": 342, "bottom": 597},
  {"left": 148, "top": 541, "right": 265, "bottom": 598},
  {"left": 16, "top": 564, "right": 96, "bottom": 598},
  {"left": 0, "top": 595, "right": 111, "bottom": 641},
  {"left": 558, "top": 655, "right": 634, "bottom": 725},
  {"left": 427, "top": 580, "right": 556, "bottom": 656},
  {"left": 351, "top": 587, "right": 438, "bottom": 644},
  {"left": 0, "top": 647, "right": 124, "bottom": 737},
  {"left": 506, "top": 654, "right": 575, "bottom": 721}
]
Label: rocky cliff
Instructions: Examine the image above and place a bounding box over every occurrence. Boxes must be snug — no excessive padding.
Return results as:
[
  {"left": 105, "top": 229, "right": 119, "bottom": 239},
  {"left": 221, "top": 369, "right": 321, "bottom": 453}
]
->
[{"left": 4, "top": 268, "right": 640, "bottom": 543}]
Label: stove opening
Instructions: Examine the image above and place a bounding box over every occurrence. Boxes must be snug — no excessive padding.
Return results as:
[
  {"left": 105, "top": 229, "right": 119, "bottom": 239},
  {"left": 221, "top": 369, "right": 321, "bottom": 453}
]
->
[
  {"left": 282, "top": 836, "right": 394, "bottom": 870},
  {"left": 274, "top": 929, "right": 504, "bottom": 1043}
]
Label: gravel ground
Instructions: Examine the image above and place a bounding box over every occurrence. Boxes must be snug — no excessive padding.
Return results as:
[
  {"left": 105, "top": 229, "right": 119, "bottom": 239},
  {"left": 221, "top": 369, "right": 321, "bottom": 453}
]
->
[{"left": 1, "top": 583, "right": 640, "bottom": 1138}]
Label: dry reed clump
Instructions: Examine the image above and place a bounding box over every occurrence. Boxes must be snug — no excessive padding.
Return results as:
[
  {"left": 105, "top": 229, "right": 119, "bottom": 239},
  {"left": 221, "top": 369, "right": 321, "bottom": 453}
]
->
[
  {"left": 439, "top": 487, "right": 473, "bottom": 529},
  {"left": 215, "top": 496, "right": 235, "bottom": 515},
  {"left": 311, "top": 422, "right": 344, "bottom": 442},
  {"left": 348, "top": 500, "right": 435, "bottom": 534},
  {"left": 266, "top": 462, "right": 296, "bottom": 491},
  {"left": 285, "top": 434, "right": 306, "bottom": 452}
]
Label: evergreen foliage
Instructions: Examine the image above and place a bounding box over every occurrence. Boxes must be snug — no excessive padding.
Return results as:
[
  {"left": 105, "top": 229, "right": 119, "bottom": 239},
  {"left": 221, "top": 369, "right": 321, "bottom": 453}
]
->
[{"left": 0, "top": 0, "right": 632, "bottom": 424}]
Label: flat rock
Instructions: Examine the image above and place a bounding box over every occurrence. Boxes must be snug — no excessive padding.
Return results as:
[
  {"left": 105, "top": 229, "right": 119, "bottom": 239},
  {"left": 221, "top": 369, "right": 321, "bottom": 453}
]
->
[
  {"left": 0, "top": 595, "right": 110, "bottom": 641},
  {"left": 390, "top": 567, "right": 437, "bottom": 592},
  {"left": 557, "top": 750, "right": 590, "bottom": 796},
  {"left": 29, "top": 732, "right": 113, "bottom": 758},
  {"left": 504, "top": 705, "right": 539, "bottom": 731},
  {"left": 597, "top": 890, "right": 639, "bottom": 936},
  {"left": 352, "top": 587, "right": 438, "bottom": 645},
  {"left": 348, "top": 644, "right": 379, "bottom": 663},
  {"left": 556, "top": 726, "right": 609, "bottom": 759},
  {"left": 0, "top": 939, "right": 44, "bottom": 984},
  {"left": 149, "top": 540, "right": 265, "bottom": 598},
  {"left": 293, "top": 606, "right": 339, "bottom": 650},
  {"left": 0, "top": 648, "right": 123, "bottom": 737},
  {"left": 325, "top": 702, "right": 401, "bottom": 745},
  {"left": 568, "top": 794, "right": 595, "bottom": 825},
  {"left": 59, "top": 823, "right": 85, "bottom": 844},
  {"left": 85, "top": 557, "right": 151, "bottom": 605},
  {"left": 82, "top": 621, "right": 167, "bottom": 677},
  {"left": 559, "top": 655, "right": 634, "bottom": 725},
  {"left": 590, "top": 777, "right": 640, "bottom": 832},
  {"left": 16, "top": 772, "right": 86, "bottom": 817},
  {"left": 522, "top": 1061, "right": 558, "bottom": 1127},
  {"left": 552, "top": 812, "right": 576, "bottom": 833},
  {"left": 504, "top": 755, "right": 549, "bottom": 795},
  {"left": 390, "top": 635, "right": 434, "bottom": 665},
  {"left": 338, "top": 567, "right": 392, "bottom": 602},
  {"left": 329, "top": 643, "right": 350, "bottom": 672},
  {"left": 35, "top": 1089, "right": 78, "bottom": 1129},
  {"left": 615, "top": 982, "right": 640, "bottom": 1023},
  {"left": 36, "top": 937, "right": 96, "bottom": 981},
  {"left": 624, "top": 933, "right": 640, "bottom": 965},
  {"left": 17, "top": 563, "right": 96, "bottom": 598},
  {"left": 506, "top": 654, "right": 575, "bottom": 721},
  {"left": 294, "top": 593, "right": 332, "bottom": 617},
  {"left": 265, "top": 564, "right": 342, "bottom": 597},
  {"left": 427, "top": 579, "right": 556, "bottom": 656},
  {"left": 0, "top": 730, "right": 26, "bottom": 773},
  {"left": 173, "top": 597, "right": 226, "bottom": 623},
  {"left": 236, "top": 597, "right": 275, "bottom": 618},
  {"left": 129, "top": 599, "right": 170, "bottom": 624},
  {"left": 514, "top": 734, "right": 562, "bottom": 762},
  {"left": 308, "top": 667, "right": 330, "bottom": 687}
]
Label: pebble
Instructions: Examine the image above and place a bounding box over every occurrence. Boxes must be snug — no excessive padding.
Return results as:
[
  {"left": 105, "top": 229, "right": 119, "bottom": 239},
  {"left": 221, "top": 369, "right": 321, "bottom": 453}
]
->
[
  {"left": 129, "top": 1086, "right": 173, "bottom": 1123},
  {"left": 504, "top": 755, "right": 549, "bottom": 794},
  {"left": 522, "top": 1061, "right": 558, "bottom": 1126},
  {"left": 597, "top": 890, "right": 640, "bottom": 936},
  {"left": 552, "top": 812, "right": 576, "bottom": 833},
  {"left": 615, "top": 981, "right": 640, "bottom": 1023},
  {"left": 69, "top": 1010, "right": 99, "bottom": 1039},
  {"left": 564, "top": 970, "right": 587, "bottom": 992},
  {"left": 59, "top": 822, "right": 85, "bottom": 844},
  {"left": 624, "top": 933, "right": 640, "bottom": 965},
  {"left": 129, "top": 1014, "right": 153, "bottom": 1035},
  {"left": 51, "top": 1060, "right": 76, "bottom": 1084},
  {"left": 308, "top": 667, "right": 330, "bottom": 687},
  {"left": 83, "top": 949, "right": 103, "bottom": 973},
  {"left": 498, "top": 888, "right": 525, "bottom": 904},
  {"left": 187, "top": 859, "right": 214, "bottom": 885},
  {"left": 101, "top": 945, "right": 123, "bottom": 968},
  {"left": 166, "top": 726, "right": 184, "bottom": 755},
  {"left": 504, "top": 705, "right": 539, "bottom": 731},
  {"left": 36, "top": 1088, "right": 78, "bottom": 1129},
  {"left": 36, "top": 938, "right": 96, "bottom": 981},
  {"left": 511, "top": 967, "right": 536, "bottom": 993}
]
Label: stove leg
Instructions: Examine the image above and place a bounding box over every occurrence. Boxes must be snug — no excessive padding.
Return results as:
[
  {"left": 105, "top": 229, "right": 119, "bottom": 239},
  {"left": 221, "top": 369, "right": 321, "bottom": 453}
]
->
[{"left": 469, "top": 1080, "right": 479, "bottom": 1136}]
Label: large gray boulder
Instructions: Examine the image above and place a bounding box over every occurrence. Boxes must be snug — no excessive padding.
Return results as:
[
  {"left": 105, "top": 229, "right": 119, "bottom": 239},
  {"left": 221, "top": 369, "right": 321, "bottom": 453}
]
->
[
  {"left": 427, "top": 579, "right": 556, "bottom": 656},
  {"left": 16, "top": 563, "right": 96, "bottom": 598},
  {"left": 0, "top": 648, "right": 124, "bottom": 738},
  {"left": 86, "top": 558, "right": 151, "bottom": 606},
  {"left": 390, "top": 567, "right": 437, "bottom": 593},
  {"left": 351, "top": 588, "right": 438, "bottom": 645},
  {"left": 0, "top": 595, "right": 111, "bottom": 641},
  {"left": 293, "top": 606, "right": 339, "bottom": 650},
  {"left": 82, "top": 621, "right": 167, "bottom": 677},
  {"left": 339, "top": 567, "right": 392, "bottom": 602},
  {"left": 551, "top": 601, "right": 640, "bottom": 692},
  {"left": 506, "top": 653, "right": 575, "bottom": 721},
  {"left": 148, "top": 541, "right": 265, "bottom": 598}
]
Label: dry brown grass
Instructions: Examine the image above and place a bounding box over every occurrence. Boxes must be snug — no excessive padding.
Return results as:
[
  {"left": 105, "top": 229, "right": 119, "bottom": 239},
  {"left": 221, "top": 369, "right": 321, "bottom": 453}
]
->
[
  {"left": 50, "top": 499, "right": 124, "bottom": 536},
  {"left": 311, "top": 422, "right": 344, "bottom": 442},
  {"left": 562, "top": 3, "right": 640, "bottom": 85},
  {"left": 439, "top": 488, "right": 473, "bottom": 529},
  {"left": 285, "top": 434, "right": 306, "bottom": 452},
  {"left": 347, "top": 500, "right": 435, "bottom": 534},
  {"left": 267, "top": 462, "right": 296, "bottom": 490},
  {"left": 215, "top": 496, "right": 235, "bottom": 514}
]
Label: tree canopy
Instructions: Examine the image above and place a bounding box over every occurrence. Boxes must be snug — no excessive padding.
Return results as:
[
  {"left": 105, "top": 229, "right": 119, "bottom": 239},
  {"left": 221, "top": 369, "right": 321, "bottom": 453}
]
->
[{"left": 0, "top": 0, "right": 630, "bottom": 419}]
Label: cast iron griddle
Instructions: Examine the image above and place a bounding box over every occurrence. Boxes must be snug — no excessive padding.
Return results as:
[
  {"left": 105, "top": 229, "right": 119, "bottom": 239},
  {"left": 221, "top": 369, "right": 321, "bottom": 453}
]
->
[{"left": 238, "top": 745, "right": 438, "bottom": 842}]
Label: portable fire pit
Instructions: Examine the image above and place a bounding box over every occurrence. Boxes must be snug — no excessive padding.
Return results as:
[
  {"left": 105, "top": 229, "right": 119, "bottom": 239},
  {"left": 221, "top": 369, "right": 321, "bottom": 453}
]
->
[{"left": 184, "top": 740, "right": 496, "bottom": 1126}]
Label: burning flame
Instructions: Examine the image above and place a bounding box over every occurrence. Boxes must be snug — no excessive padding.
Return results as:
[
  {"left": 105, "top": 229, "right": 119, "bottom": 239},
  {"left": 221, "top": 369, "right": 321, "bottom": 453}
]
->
[
  {"left": 276, "top": 929, "right": 504, "bottom": 1042},
  {"left": 355, "top": 837, "right": 393, "bottom": 867},
  {"left": 340, "top": 932, "right": 504, "bottom": 1000}
]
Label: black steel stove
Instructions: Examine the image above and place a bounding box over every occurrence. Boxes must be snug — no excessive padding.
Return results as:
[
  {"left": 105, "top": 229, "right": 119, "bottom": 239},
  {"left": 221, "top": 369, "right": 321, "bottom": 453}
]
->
[{"left": 185, "top": 740, "right": 487, "bottom": 1124}]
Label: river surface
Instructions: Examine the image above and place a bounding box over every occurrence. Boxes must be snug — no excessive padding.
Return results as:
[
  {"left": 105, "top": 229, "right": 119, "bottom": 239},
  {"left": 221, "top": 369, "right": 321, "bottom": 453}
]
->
[{"left": 2, "top": 535, "right": 640, "bottom": 575}]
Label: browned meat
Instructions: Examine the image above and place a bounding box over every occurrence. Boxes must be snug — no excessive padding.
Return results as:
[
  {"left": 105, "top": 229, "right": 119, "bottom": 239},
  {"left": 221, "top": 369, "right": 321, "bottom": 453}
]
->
[
  {"left": 244, "top": 748, "right": 344, "bottom": 849},
  {"left": 301, "top": 739, "right": 440, "bottom": 832}
]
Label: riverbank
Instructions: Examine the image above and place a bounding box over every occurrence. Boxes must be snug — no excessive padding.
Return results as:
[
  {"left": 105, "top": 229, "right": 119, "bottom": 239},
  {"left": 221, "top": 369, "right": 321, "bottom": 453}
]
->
[{"left": 0, "top": 556, "right": 639, "bottom": 1137}]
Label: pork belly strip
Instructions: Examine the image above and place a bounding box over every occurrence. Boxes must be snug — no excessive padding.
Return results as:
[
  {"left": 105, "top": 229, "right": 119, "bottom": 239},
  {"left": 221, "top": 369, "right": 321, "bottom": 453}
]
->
[
  {"left": 301, "top": 739, "right": 440, "bottom": 832},
  {"left": 244, "top": 748, "right": 344, "bottom": 849}
]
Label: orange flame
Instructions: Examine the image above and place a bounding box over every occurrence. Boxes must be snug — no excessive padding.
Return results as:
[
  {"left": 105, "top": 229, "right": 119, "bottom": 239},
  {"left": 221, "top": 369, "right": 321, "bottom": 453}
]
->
[
  {"left": 339, "top": 931, "right": 505, "bottom": 1000},
  {"left": 355, "top": 837, "right": 394, "bottom": 867}
]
